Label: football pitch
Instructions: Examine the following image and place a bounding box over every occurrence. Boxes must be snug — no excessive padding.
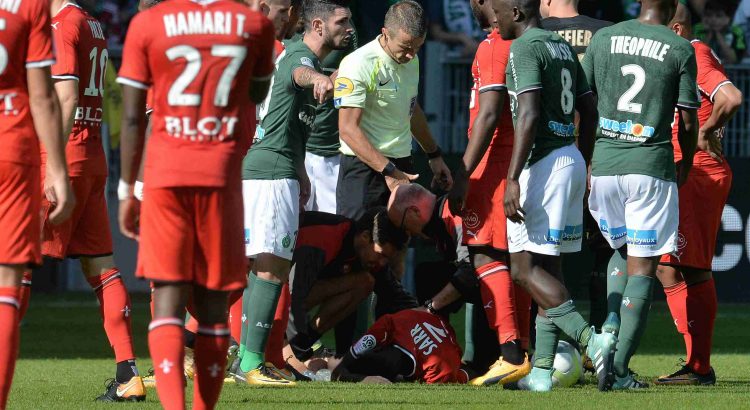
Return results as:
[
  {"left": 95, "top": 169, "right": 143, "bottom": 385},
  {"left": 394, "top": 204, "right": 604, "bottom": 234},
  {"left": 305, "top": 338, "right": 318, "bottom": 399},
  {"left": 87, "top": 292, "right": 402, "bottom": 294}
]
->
[{"left": 9, "top": 293, "right": 750, "bottom": 409}]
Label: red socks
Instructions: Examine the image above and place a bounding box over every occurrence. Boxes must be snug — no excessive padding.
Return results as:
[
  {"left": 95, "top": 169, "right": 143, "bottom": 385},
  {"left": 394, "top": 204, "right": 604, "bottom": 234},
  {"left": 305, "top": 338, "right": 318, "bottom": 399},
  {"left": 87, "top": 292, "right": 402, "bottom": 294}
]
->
[
  {"left": 514, "top": 283, "right": 532, "bottom": 351},
  {"left": 0, "top": 287, "right": 20, "bottom": 409},
  {"left": 193, "top": 324, "right": 230, "bottom": 410},
  {"left": 665, "top": 279, "right": 717, "bottom": 374},
  {"left": 18, "top": 272, "right": 31, "bottom": 321},
  {"left": 87, "top": 268, "right": 135, "bottom": 362},
  {"left": 228, "top": 291, "right": 243, "bottom": 343},
  {"left": 265, "top": 283, "right": 290, "bottom": 369},
  {"left": 475, "top": 262, "right": 520, "bottom": 344},
  {"left": 149, "top": 318, "right": 185, "bottom": 410}
]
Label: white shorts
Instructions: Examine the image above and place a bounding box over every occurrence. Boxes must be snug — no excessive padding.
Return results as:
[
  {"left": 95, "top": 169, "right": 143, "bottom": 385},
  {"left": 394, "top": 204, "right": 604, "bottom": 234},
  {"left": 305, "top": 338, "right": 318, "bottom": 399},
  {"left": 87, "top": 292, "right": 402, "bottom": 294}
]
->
[
  {"left": 507, "top": 144, "right": 585, "bottom": 256},
  {"left": 304, "top": 152, "right": 340, "bottom": 214},
  {"left": 243, "top": 179, "right": 300, "bottom": 260},
  {"left": 588, "top": 174, "right": 678, "bottom": 257}
]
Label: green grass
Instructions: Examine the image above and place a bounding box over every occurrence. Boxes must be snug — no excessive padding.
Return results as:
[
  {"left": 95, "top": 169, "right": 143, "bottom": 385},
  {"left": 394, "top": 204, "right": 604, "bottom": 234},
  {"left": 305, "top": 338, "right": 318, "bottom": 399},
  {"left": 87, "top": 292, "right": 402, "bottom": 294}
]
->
[{"left": 8, "top": 293, "right": 750, "bottom": 409}]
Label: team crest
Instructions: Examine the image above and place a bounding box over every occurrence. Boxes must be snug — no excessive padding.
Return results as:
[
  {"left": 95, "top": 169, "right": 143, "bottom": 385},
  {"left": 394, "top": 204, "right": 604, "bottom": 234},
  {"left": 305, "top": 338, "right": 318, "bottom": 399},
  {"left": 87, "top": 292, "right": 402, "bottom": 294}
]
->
[{"left": 282, "top": 233, "right": 292, "bottom": 249}]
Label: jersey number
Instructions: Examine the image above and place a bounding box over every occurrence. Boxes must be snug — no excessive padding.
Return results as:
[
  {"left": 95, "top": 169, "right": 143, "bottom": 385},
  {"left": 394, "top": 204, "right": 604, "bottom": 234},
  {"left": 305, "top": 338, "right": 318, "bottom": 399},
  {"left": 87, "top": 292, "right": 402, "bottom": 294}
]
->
[
  {"left": 166, "top": 45, "right": 247, "bottom": 107},
  {"left": 0, "top": 19, "right": 7, "bottom": 76},
  {"left": 617, "top": 64, "right": 646, "bottom": 114},
  {"left": 560, "top": 68, "right": 574, "bottom": 114},
  {"left": 84, "top": 47, "right": 109, "bottom": 97}
]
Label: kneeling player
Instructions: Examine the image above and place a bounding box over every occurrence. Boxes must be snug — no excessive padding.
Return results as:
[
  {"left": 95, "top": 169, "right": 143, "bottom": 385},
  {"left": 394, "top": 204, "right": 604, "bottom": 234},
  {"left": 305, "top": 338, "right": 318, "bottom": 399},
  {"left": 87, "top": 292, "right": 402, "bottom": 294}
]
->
[
  {"left": 333, "top": 309, "right": 469, "bottom": 384},
  {"left": 654, "top": 5, "right": 740, "bottom": 386}
]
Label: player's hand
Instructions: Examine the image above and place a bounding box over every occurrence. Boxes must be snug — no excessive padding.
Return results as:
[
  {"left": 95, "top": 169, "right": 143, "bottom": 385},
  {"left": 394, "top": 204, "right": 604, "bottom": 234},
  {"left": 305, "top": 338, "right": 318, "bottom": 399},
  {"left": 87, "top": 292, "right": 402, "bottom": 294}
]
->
[
  {"left": 313, "top": 76, "right": 334, "bottom": 104},
  {"left": 44, "top": 169, "right": 75, "bottom": 225},
  {"left": 385, "top": 169, "right": 419, "bottom": 192},
  {"left": 361, "top": 375, "right": 392, "bottom": 384},
  {"left": 698, "top": 127, "right": 723, "bottom": 163},
  {"left": 299, "top": 171, "right": 311, "bottom": 211},
  {"left": 447, "top": 170, "right": 468, "bottom": 216},
  {"left": 119, "top": 197, "right": 141, "bottom": 241},
  {"left": 503, "top": 179, "right": 525, "bottom": 223},
  {"left": 428, "top": 156, "right": 453, "bottom": 191}
]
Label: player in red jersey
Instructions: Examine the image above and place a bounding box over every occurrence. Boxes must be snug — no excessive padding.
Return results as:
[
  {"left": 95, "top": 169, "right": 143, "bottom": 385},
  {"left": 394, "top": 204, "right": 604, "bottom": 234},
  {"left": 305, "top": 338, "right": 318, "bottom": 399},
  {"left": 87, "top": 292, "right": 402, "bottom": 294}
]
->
[
  {"left": 0, "top": 0, "right": 75, "bottom": 407},
  {"left": 445, "top": 0, "right": 531, "bottom": 385},
  {"left": 117, "top": 0, "right": 274, "bottom": 408},
  {"left": 34, "top": 1, "right": 146, "bottom": 402},
  {"left": 333, "top": 309, "right": 469, "bottom": 384},
  {"left": 654, "top": 3, "right": 742, "bottom": 386}
]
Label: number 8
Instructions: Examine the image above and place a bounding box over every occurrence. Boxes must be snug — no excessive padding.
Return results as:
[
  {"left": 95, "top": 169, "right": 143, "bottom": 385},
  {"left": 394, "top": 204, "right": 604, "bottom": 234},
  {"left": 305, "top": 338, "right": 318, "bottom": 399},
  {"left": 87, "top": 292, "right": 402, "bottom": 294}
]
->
[{"left": 560, "top": 68, "right": 574, "bottom": 115}]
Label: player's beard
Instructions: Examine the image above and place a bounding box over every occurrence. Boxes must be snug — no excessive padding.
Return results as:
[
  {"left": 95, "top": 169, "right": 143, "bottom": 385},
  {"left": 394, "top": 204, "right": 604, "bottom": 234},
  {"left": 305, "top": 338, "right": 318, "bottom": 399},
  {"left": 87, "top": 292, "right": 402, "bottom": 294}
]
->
[{"left": 327, "top": 31, "right": 351, "bottom": 51}]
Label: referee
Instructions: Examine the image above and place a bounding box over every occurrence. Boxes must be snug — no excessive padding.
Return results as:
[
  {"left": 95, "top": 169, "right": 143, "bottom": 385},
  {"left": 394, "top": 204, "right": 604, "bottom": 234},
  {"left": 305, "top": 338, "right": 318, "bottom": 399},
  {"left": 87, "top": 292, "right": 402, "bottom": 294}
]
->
[{"left": 334, "top": 0, "right": 452, "bottom": 220}]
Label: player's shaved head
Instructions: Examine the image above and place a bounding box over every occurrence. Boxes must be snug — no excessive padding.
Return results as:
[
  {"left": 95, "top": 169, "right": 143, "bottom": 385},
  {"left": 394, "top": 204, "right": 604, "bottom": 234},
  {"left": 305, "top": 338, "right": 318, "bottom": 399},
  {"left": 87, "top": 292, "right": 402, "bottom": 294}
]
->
[
  {"left": 387, "top": 184, "right": 436, "bottom": 236},
  {"left": 139, "top": 0, "right": 162, "bottom": 11},
  {"left": 384, "top": 0, "right": 427, "bottom": 38},
  {"left": 513, "top": 0, "right": 542, "bottom": 16},
  {"left": 669, "top": 2, "right": 692, "bottom": 38},
  {"left": 492, "top": 0, "right": 541, "bottom": 40},
  {"left": 638, "top": 0, "right": 680, "bottom": 23}
]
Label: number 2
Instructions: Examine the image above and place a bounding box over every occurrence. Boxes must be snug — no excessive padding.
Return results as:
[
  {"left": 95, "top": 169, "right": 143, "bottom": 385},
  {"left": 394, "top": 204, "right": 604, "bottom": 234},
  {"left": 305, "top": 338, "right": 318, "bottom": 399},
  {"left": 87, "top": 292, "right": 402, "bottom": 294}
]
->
[
  {"left": 84, "top": 47, "right": 108, "bottom": 97},
  {"left": 166, "top": 44, "right": 247, "bottom": 107},
  {"left": 617, "top": 64, "right": 645, "bottom": 114}
]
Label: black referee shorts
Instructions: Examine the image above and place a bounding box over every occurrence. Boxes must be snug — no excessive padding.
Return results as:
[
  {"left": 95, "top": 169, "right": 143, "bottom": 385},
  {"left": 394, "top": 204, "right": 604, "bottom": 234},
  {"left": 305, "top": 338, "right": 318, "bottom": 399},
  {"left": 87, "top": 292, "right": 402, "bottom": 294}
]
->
[{"left": 336, "top": 154, "right": 414, "bottom": 220}]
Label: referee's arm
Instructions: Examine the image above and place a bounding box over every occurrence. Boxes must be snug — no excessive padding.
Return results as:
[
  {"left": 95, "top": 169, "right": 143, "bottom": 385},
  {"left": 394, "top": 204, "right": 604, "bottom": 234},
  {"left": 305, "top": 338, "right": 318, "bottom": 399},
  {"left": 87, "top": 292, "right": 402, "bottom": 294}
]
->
[{"left": 411, "top": 103, "right": 453, "bottom": 191}]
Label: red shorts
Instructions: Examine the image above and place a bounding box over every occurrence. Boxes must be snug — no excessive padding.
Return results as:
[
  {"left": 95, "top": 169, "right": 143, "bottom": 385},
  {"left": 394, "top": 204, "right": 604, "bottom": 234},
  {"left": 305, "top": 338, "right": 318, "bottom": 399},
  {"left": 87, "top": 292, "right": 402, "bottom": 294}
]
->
[
  {"left": 137, "top": 186, "right": 247, "bottom": 291},
  {"left": 42, "top": 174, "right": 112, "bottom": 259},
  {"left": 660, "top": 162, "right": 732, "bottom": 270},
  {"left": 0, "top": 162, "right": 41, "bottom": 266},
  {"left": 462, "top": 160, "right": 509, "bottom": 250}
]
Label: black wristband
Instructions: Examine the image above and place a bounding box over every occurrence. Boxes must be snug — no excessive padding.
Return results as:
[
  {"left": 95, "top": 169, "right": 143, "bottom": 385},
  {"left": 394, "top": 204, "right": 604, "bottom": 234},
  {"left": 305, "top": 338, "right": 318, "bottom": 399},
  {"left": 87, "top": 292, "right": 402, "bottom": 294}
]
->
[
  {"left": 381, "top": 161, "right": 397, "bottom": 177},
  {"left": 426, "top": 147, "right": 443, "bottom": 160},
  {"left": 424, "top": 299, "right": 438, "bottom": 315}
]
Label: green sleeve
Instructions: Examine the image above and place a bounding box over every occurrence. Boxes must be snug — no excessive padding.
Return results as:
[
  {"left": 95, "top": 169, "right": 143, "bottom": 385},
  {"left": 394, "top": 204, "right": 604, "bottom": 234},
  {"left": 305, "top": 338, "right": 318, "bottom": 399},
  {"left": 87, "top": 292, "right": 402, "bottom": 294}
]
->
[
  {"left": 575, "top": 58, "right": 591, "bottom": 97},
  {"left": 677, "top": 47, "right": 701, "bottom": 109},
  {"left": 509, "top": 39, "right": 542, "bottom": 94},
  {"left": 581, "top": 34, "right": 598, "bottom": 92},
  {"left": 288, "top": 50, "right": 320, "bottom": 91}
]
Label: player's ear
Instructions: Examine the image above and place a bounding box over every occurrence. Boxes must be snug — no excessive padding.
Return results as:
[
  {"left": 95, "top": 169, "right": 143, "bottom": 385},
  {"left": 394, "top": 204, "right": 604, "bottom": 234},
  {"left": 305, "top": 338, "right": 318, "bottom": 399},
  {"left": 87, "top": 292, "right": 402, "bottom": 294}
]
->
[
  {"left": 512, "top": 6, "right": 522, "bottom": 22},
  {"left": 670, "top": 22, "right": 681, "bottom": 36},
  {"left": 312, "top": 17, "right": 325, "bottom": 36}
]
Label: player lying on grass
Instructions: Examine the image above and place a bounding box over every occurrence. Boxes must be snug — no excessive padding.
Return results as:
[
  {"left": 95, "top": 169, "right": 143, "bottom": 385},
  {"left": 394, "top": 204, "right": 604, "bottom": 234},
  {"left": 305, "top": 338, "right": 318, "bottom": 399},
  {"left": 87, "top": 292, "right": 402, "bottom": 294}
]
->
[
  {"left": 332, "top": 306, "right": 472, "bottom": 384},
  {"left": 234, "top": 207, "right": 408, "bottom": 383}
]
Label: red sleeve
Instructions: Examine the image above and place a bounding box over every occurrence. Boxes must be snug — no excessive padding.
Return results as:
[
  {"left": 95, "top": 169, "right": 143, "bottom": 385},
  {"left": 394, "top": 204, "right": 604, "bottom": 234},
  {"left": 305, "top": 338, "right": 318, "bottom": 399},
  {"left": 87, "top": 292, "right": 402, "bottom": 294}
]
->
[
  {"left": 476, "top": 39, "right": 509, "bottom": 93},
  {"left": 50, "top": 17, "right": 80, "bottom": 79},
  {"left": 116, "top": 12, "right": 151, "bottom": 89},
  {"left": 252, "top": 16, "right": 276, "bottom": 80},
  {"left": 695, "top": 43, "right": 731, "bottom": 103},
  {"left": 350, "top": 315, "right": 394, "bottom": 358},
  {"left": 25, "top": 0, "right": 55, "bottom": 68}
]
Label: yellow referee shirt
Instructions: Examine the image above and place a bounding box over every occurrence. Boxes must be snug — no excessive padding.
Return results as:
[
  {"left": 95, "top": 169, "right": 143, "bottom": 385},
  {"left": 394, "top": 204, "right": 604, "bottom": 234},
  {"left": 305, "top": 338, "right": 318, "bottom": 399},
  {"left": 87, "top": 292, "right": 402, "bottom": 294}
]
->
[{"left": 334, "top": 36, "right": 419, "bottom": 159}]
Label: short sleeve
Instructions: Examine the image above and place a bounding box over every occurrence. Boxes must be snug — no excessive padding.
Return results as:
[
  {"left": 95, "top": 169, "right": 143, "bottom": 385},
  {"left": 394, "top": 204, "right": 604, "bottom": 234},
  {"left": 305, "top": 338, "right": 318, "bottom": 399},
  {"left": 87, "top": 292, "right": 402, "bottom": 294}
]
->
[
  {"left": 50, "top": 18, "right": 80, "bottom": 80},
  {"left": 581, "top": 34, "right": 599, "bottom": 92},
  {"left": 509, "top": 40, "right": 542, "bottom": 95},
  {"left": 334, "top": 53, "right": 369, "bottom": 108},
  {"left": 350, "top": 315, "right": 394, "bottom": 358},
  {"left": 575, "top": 59, "right": 591, "bottom": 97},
  {"left": 677, "top": 47, "right": 701, "bottom": 109},
  {"left": 287, "top": 49, "right": 319, "bottom": 91},
  {"left": 251, "top": 17, "right": 275, "bottom": 81},
  {"left": 116, "top": 12, "right": 151, "bottom": 90},
  {"left": 695, "top": 44, "right": 732, "bottom": 102},
  {"left": 25, "top": 0, "right": 55, "bottom": 68},
  {"left": 476, "top": 40, "right": 508, "bottom": 93}
]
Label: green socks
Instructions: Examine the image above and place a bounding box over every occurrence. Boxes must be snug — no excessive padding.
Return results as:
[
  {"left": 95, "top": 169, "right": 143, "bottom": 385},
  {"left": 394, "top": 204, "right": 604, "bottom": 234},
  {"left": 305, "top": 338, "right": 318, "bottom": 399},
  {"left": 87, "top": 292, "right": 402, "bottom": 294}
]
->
[
  {"left": 545, "top": 300, "right": 593, "bottom": 351},
  {"left": 240, "top": 274, "right": 281, "bottom": 373},
  {"left": 607, "top": 249, "right": 628, "bottom": 315},
  {"left": 533, "top": 315, "right": 560, "bottom": 370},
  {"left": 237, "top": 273, "right": 256, "bottom": 360},
  {"left": 613, "top": 274, "right": 654, "bottom": 377}
]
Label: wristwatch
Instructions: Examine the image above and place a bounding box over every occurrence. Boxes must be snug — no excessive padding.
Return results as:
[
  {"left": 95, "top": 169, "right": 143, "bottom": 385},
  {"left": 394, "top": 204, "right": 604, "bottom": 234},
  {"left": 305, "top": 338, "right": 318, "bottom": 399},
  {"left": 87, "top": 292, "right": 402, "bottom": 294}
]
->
[
  {"left": 424, "top": 299, "right": 438, "bottom": 315},
  {"left": 381, "top": 161, "right": 397, "bottom": 177}
]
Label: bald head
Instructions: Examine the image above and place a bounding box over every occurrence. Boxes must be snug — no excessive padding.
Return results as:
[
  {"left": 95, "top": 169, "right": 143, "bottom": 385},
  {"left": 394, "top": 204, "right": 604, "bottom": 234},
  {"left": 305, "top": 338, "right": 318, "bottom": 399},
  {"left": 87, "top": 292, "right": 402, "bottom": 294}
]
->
[
  {"left": 387, "top": 184, "right": 436, "bottom": 236},
  {"left": 639, "top": 0, "right": 680, "bottom": 23}
]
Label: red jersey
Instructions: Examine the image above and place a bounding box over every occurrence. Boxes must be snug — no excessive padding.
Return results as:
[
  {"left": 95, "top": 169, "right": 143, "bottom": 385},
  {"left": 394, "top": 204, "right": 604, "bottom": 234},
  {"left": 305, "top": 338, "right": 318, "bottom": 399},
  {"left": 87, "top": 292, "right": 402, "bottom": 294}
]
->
[
  {"left": 117, "top": 0, "right": 275, "bottom": 188},
  {"left": 0, "top": 0, "right": 55, "bottom": 166},
  {"left": 672, "top": 40, "right": 732, "bottom": 172},
  {"left": 48, "top": 4, "right": 108, "bottom": 176},
  {"left": 351, "top": 310, "right": 466, "bottom": 384},
  {"left": 468, "top": 30, "right": 514, "bottom": 162}
]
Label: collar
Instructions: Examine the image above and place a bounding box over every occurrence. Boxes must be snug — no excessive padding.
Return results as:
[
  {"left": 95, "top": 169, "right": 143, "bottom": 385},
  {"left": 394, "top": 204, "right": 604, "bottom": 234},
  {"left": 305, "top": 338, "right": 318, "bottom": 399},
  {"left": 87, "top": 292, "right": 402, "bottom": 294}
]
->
[{"left": 375, "top": 35, "right": 401, "bottom": 68}]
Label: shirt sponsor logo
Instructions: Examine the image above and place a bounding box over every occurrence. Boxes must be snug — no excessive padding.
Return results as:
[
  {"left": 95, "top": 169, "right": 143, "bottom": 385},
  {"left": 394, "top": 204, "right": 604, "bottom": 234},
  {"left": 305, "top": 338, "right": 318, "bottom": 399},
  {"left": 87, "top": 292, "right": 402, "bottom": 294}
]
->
[
  {"left": 546, "top": 229, "right": 563, "bottom": 245},
  {"left": 334, "top": 77, "right": 354, "bottom": 97},
  {"left": 463, "top": 211, "right": 480, "bottom": 229},
  {"left": 548, "top": 121, "right": 576, "bottom": 137},
  {"left": 627, "top": 229, "right": 658, "bottom": 246},
  {"left": 562, "top": 224, "right": 583, "bottom": 242},
  {"left": 599, "top": 117, "right": 655, "bottom": 141},
  {"left": 599, "top": 219, "right": 626, "bottom": 241}
]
